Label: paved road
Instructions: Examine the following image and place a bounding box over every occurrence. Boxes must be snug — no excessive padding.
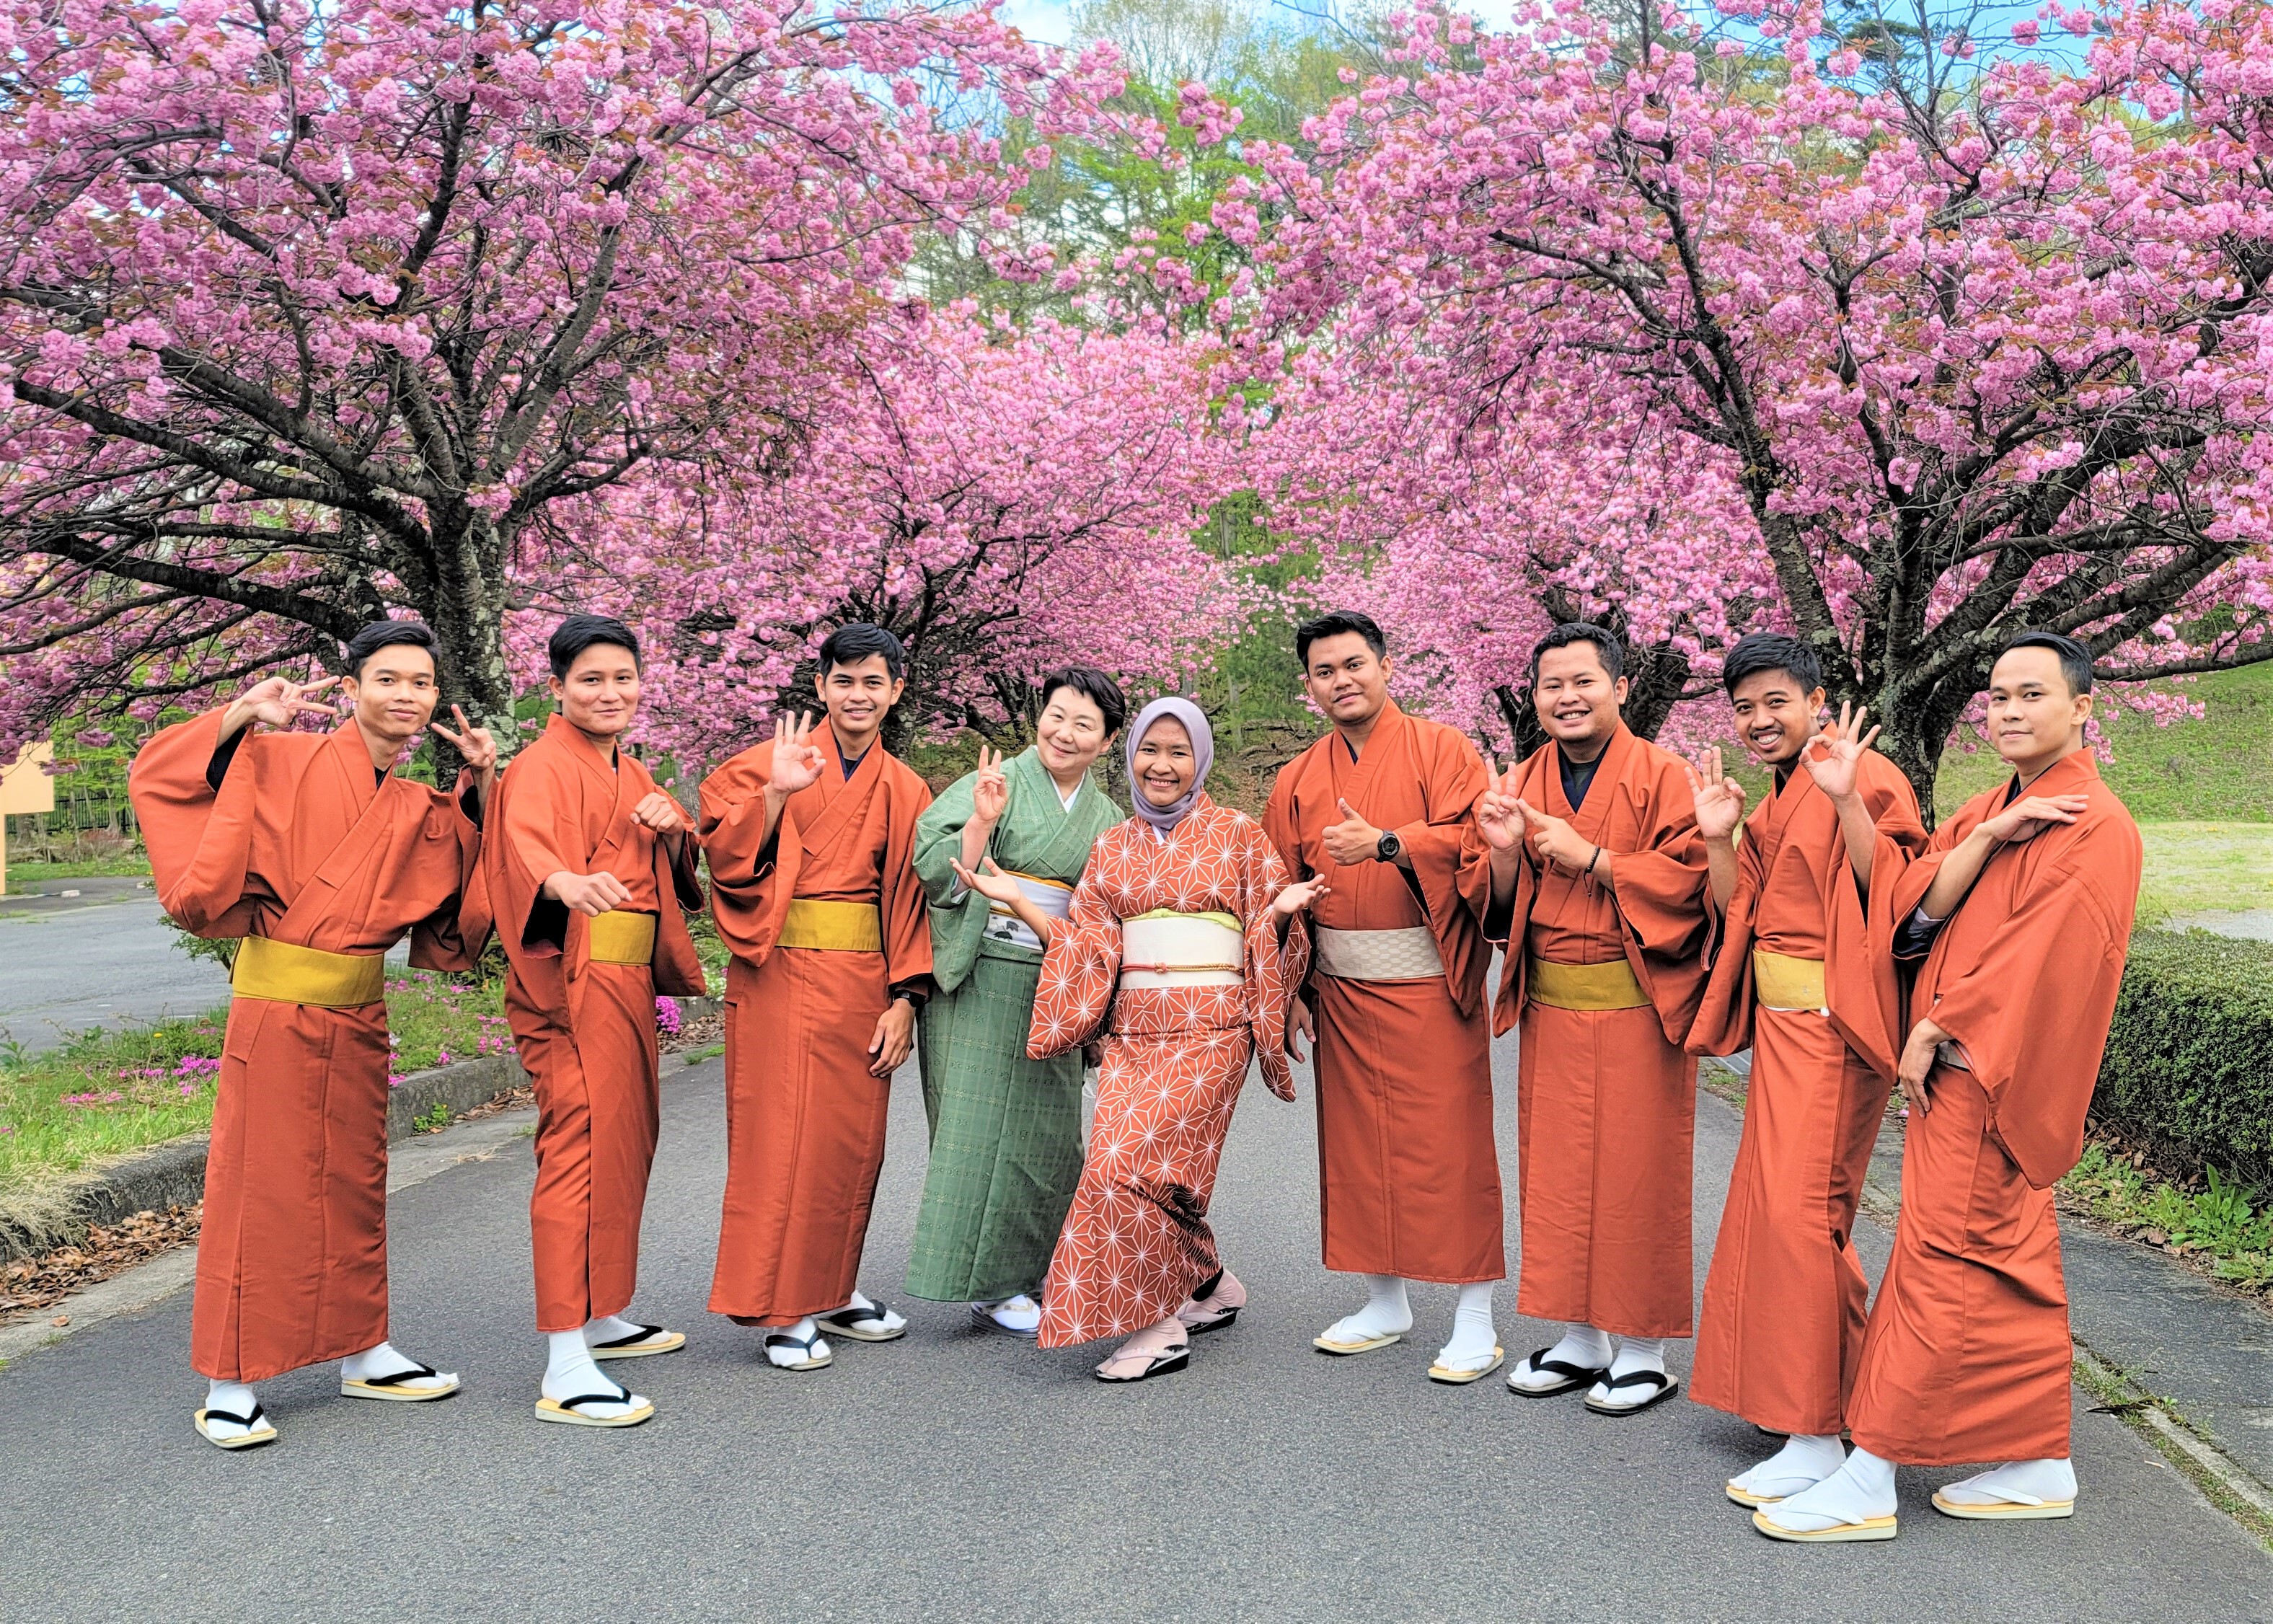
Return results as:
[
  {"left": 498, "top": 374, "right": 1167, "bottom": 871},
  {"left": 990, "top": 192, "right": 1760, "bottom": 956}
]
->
[
  {"left": 0, "top": 895, "right": 234, "bottom": 1051},
  {"left": 1, "top": 1031, "right": 2267, "bottom": 1622}
]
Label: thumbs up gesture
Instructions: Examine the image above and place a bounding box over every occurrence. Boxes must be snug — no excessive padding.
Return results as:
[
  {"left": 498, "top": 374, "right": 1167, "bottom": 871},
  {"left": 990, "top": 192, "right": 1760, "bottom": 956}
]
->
[{"left": 1320, "top": 796, "right": 1383, "bottom": 866}]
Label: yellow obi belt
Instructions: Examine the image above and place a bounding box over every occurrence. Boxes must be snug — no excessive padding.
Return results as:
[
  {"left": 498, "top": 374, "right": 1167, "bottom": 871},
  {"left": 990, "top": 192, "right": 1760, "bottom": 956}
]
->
[
  {"left": 1527, "top": 956, "right": 1649, "bottom": 1012},
  {"left": 588, "top": 910, "right": 658, "bottom": 966},
  {"left": 1752, "top": 948, "right": 1827, "bottom": 1012},
  {"left": 983, "top": 871, "right": 1074, "bottom": 953},
  {"left": 231, "top": 935, "right": 386, "bottom": 1008},
  {"left": 1121, "top": 909, "right": 1243, "bottom": 989},
  {"left": 777, "top": 898, "right": 884, "bottom": 953}
]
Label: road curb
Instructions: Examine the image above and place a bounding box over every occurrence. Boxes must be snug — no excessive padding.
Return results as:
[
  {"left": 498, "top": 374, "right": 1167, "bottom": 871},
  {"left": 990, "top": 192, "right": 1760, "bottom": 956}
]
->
[
  {"left": 2073, "top": 1342, "right": 2273, "bottom": 1536},
  {"left": 0, "top": 994, "right": 721, "bottom": 1263}
]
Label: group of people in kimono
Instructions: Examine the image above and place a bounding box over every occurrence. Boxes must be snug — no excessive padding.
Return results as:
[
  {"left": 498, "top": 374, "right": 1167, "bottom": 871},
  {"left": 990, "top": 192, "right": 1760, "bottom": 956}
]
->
[{"left": 129, "top": 599, "right": 2142, "bottom": 1547}]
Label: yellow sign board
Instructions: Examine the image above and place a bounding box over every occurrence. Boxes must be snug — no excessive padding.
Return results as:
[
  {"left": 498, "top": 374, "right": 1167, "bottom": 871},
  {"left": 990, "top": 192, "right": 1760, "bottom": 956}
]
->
[{"left": 0, "top": 740, "right": 57, "bottom": 894}]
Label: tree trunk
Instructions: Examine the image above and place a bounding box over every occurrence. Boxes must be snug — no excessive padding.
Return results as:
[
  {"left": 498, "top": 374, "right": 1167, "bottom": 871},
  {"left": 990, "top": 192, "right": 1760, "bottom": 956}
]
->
[{"left": 422, "top": 513, "right": 520, "bottom": 780}]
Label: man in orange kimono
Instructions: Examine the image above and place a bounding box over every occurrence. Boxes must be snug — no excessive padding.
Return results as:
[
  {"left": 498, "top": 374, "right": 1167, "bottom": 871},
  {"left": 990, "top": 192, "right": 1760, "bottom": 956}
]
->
[
  {"left": 1263, "top": 611, "right": 1503, "bottom": 1383},
  {"left": 699, "top": 623, "right": 934, "bottom": 1372},
  {"left": 1473, "top": 622, "right": 1710, "bottom": 1414},
  {"left": 129, "top": 621, "right": 495, "bottom": 1450},
  {"left": 1682, "top": 634, "right": 1925, "bottom": 1504},
  {"left": 1758, "top": 631, "right": 2143, "bottom": 1543},
  {"left": 485, "top": 615, "right": 708, "bottom": 1429}
]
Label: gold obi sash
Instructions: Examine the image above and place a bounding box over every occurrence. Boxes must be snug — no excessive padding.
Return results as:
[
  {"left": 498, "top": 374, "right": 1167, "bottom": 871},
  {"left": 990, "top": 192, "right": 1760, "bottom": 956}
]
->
[
  {"left": 777, "top": 898, "right": 884, "bottom": 953},
  {"left": 588, "top": 910, "right": 658, "bottom": 966},
  {"left": 1527, "top": 956, "right": 1649, "bottom": 1012},
  {"left": 231, "top": 936, "right": 386, "bottom": 1008},
  {"left": 1120, "top": 909, "right": 1243, "bottom": 989},
  {"left": 1752, "top": 949, "right": 1827, "bottom": 1012},
  {"left": 984, "top": 871, "right": 1074, "bottom": 953},
  {"left": 1315, "top": 924, "right": 1444, "bottom": 984}
]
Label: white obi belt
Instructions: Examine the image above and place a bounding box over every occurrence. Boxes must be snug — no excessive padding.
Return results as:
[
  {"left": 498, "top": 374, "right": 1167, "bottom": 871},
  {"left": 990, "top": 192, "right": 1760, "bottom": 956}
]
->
[
  {"left": 1119, "top": 909, "right": 1244, "bottom": 989},
  {"left": 984, "top": 870, "right": 1074, "bottom": 952},
  {"left": 1314, "top": 924, "right": 1444, "bottom": 984}
]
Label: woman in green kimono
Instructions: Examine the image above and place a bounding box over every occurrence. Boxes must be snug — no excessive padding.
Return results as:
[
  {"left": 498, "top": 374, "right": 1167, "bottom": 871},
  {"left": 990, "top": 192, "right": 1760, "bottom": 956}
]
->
[{"left": 908, "top": 667, "right": 1129, "bottom": 1335}]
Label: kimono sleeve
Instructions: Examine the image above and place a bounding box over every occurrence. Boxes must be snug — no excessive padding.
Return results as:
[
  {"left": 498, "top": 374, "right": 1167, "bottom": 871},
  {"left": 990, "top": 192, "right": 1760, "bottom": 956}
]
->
[
  {"left": 1238, "top": 820, "right": 1309, "bottom": 1102},
  {"left": 913, "top": 768, "right": 988, "bottom": 994},
  {"left": 1398, "top": 727, "right": 1492, "bottom": 1018},
  {"left": 128, "top": 707, "right": 262, "bottom": 938},
  {"left": 1920, "top": 822, "right": 2141, "bottom": 1188},
  {"left": 1027, "top": 858, "right": 1121, "bottom": 1059},
  {"left": 408, "top": 775, "right": 493, "bottom": 972},
  {"left": 699, "top": 743, "right": 800, "bottom": 965}
]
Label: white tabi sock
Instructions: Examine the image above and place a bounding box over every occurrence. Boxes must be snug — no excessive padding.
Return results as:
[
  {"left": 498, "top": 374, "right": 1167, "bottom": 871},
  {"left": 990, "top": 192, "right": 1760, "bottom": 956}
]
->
[
  {"left": 1757, "top": 1447, "right": 1898, "bottom": 1534},
  {"left": 583, "top": 1314, "right": 645, "bottom": 1346},
  {"left": 1732, "top": 1433, "right": 1848, "bottom": 1500},
  {"left": 974, "top": 1295, "right": 1041, "bottom": 1333},
  {"left": 342, "top": 1339, "right": 456, "bottom": 1395},
  {"left": 1608, "top": 1336, "right": 1667, "bottom": 1379},
  {"left": 1436, "top": 1281, "right": 1499, "bottom": 1369},
  {"left": 839, "top": 1289, "right": 906, "bottom": 1336},
  {"left": 1551, "top": 1323, "right": 1614, "bottom": 1368},
  {"left": 1323, "top": 1274, "right": 1413, "bottom": 1345},
  {"left": 203, "top": 1378, "right": 262, "bottom": 1439},
  {"left": 543, "top": 1329, "right": 645, "bottom": 1419},
  {"left": 1939, "top": 1457, "right": 2078, "bottom": 1508},
  {"left": 766, "top": 1315, "right": 832, "bottom": 1368}
]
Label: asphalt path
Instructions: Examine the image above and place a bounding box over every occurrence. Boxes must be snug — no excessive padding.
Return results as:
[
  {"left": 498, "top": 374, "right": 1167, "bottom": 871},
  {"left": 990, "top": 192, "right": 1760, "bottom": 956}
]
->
[
  {"left": 1, "top": 1030, "right": 2267, "bottom": 1621},
  {"left": 0, "top": 894, "right": 234, "bottom": 1051}
]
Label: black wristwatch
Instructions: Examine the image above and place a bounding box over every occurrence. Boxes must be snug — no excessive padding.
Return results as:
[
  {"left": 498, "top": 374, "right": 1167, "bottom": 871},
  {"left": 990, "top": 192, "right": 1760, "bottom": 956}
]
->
[{"left": 1375, "top": 829, "right": 1403, "bottom": 863}]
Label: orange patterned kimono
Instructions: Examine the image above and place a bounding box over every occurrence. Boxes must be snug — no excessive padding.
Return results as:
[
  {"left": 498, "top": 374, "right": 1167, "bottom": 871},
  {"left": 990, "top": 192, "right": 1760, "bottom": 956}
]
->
[
  {"left": 130, "top": 710, "right": 489, "bottom": 1383},
  {"left": 1026, "top": 795, "right": 1309, "bottom": 1346}
]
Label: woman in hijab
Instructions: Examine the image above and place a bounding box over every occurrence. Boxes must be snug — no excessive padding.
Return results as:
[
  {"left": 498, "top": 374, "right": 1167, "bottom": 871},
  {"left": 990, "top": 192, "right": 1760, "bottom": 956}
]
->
[{"left": 956, "top": 697, "right": 1325, "bottom": 1381}]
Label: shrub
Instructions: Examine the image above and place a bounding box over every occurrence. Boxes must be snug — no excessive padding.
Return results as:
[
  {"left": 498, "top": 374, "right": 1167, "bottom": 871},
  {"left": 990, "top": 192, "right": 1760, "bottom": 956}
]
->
[{"left": 2094, "top": 930, "right": 2273, "bottom": 1201}]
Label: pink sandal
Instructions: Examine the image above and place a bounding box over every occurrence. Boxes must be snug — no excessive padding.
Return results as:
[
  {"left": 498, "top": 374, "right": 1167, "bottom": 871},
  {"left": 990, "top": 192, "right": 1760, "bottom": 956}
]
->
[
  {"left": 1095, "top": 1318, "right": 1190, "bottom": 1382},
  {"left": 1176, "top": 1267, "right": 1248, "bottom": 1336}
]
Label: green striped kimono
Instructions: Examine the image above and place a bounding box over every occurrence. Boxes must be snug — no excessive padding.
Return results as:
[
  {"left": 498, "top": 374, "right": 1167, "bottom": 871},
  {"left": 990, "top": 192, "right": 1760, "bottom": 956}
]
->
[{"left": 906, "top": 746, "right": 1122, "bottom": 1302}]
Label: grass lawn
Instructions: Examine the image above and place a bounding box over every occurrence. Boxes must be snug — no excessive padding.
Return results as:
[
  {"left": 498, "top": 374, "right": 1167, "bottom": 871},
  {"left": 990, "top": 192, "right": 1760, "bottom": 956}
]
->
[
  {"left": 4, "top": 855, "right": 153, "bottom": 883},
  {"left": 0, "top": 968, "right": 512, "bottom": 1201},
  {"left": 2135, "top": 823, "right": 2273, "bottom": 926}
]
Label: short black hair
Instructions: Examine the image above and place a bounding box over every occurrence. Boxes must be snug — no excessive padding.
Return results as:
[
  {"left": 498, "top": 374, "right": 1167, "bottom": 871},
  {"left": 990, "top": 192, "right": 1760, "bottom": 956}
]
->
[
  {"left": 816, "top": 622, "right": 905, "bottom": 680},
  {"left": 1997, "top": 629, "right": 2093, "bottom": 695},
  {"left": 1295, "top": 610, "right": 1388, "bottom": 668},
  {"left": 1528, "top": 622, "right": 1623, "bottom": 684},
  {"left": 1721, "top": 632, "right": 1824, "bottom": 697},
  {"left": 1036, "top": 665, "right": 1129, "bottom": 736},
  {"left": 548, "top": 614, "right": 640, "bottom": 680},
  {"left": 343, "top": 619, "right": 438, "bottom": 679}
]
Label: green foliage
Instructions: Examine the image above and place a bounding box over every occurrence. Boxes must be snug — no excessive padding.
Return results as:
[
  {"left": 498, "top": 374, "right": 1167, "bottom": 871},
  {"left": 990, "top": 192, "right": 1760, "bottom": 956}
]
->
[
  {"left": 2093, "top": 930, "right": 2273, "bottom": 1204},
  {"left": 2062, "top": 1144, "right": 2273, "bottom": 1294}
]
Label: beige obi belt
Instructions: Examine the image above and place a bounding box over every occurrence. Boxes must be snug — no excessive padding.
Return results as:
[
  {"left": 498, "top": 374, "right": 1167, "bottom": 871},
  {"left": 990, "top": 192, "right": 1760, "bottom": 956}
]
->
[
  {"left": 588, "top": 910, "right": 658, "bottom": 966},
  {"left": 777, "top": 898, "right": 884, "bottom": 953},
  {"left": 1315, "top": 924, "right": 1444, "bottom": 984},
  {"left": 983, "top": 871, "right": 1074, "bottom": 953},
  {"left": 231, "top": 935, "right": 385, "bottom": 1008},
  {"left": 1752, "top": 948, "right": 1827, "bottom": 1012},
  {"left": 1120, "top": 909, "right": 1243, "bottom": 989},
  {"left": 1527, "top": 956, "right": 1649, "bottom": 1012}
]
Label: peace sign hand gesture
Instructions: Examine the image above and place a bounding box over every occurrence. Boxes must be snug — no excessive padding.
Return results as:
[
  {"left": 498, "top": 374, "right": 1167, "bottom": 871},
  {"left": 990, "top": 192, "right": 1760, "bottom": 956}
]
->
[
  {"left": 1685, "top": 745, "right": 1747, "bottom": 843},
  {"left": 971, "top": 744, "right": 1010, "bottom": 828},
  {"left": 428, "top": 706, "right": 498, "bottom": 777},
  {"left": 1798, "top": 702, "right": 1881, "bottom": 805},
  {"left": 768, "top": 712, "right": 826, "bottom": 798},
  {"left": 1474, "top": 757, "right": 1528, "bottom": 855},
  {"left": 226, "top": 674, "right": 344, "bottom": 736}
]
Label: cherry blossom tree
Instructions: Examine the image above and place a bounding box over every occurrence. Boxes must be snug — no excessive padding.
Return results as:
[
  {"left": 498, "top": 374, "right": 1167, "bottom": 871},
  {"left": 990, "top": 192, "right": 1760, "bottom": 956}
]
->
[
  {"left": 0, "top": 0, "right": 1121, "bottom": 754},
  {"left": 1240, "top": 0, "right": 2273, "bottom": 803},
  {"left": 526, "top": 306, "right": 1243, "bottom": 770}
]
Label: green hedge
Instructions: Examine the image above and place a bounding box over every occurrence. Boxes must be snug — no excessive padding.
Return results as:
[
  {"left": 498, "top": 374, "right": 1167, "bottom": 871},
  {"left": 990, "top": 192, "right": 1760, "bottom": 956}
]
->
[{"left": 2095, "top": 930, "right": 2273, "bottom": 1199}]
